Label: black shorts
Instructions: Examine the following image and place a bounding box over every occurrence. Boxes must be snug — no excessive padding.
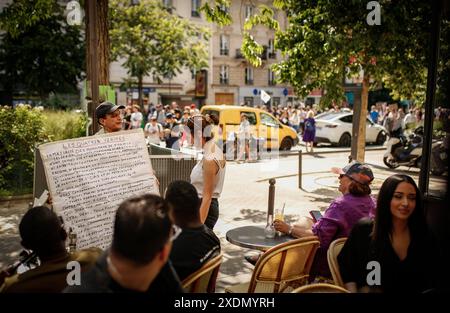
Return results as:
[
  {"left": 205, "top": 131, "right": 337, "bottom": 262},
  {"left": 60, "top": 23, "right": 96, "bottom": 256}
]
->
[{"left": 201, "top": 198, "right": 219, "bottom": 230}]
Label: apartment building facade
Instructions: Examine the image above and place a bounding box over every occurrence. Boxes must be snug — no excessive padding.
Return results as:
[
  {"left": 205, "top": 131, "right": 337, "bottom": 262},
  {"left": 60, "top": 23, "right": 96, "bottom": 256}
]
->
[
  {"left": 110, "top": 0, "right": 302, "bottom": 108},
  {"left": 0, "top": 0, "right": 319, "bottom": 108}
]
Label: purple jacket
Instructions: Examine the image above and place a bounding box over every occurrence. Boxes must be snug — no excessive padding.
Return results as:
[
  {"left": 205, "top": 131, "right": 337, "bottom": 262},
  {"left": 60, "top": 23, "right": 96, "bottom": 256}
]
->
[{"left": 310, "top": 193, "right": 376, "bottom": 279}]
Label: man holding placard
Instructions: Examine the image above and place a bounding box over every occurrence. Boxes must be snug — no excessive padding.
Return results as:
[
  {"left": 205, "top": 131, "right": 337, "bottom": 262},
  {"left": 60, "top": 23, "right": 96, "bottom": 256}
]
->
[{"left": 95, "top": 101, "right": 125, "bottom": 134}]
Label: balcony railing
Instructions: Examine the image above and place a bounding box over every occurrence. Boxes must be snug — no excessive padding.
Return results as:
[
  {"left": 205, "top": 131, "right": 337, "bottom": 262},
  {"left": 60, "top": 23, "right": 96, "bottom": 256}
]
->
[
  {"left": 245, "top": 79, "right": 254, "bottom": 85},
  {"left": 220, "top": 48, "right": 229, "bottom": 56},
  {"left": 191, "top": 10, "right": 200, "bottom": 17},
  {"left": 220, "top": 78, "right": 229, "bottom": 85},
  {"left": 268, "top": 52, "right": 276, "bottom": 59}
]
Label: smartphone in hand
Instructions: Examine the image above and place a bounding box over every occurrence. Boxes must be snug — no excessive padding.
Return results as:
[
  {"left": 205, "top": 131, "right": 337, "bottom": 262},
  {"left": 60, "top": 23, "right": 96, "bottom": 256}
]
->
[{"left": 309, "top": 210, "right": 323, "bottom": 222}]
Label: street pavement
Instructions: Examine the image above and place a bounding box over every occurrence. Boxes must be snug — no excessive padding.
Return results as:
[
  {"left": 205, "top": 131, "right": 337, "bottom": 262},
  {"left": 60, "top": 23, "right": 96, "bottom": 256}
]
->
[{"left": 0, "top": 145, "right": 446, "bottom": 292}]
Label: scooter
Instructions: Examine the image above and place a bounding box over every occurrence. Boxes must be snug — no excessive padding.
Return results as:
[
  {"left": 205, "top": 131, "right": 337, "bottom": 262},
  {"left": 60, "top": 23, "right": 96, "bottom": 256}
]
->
[
  {"left": 383, "top": 127, "right": 423, "bottom": 169},
  {"left": 430, "top": 139, "right": 448, "bottom": 175}
]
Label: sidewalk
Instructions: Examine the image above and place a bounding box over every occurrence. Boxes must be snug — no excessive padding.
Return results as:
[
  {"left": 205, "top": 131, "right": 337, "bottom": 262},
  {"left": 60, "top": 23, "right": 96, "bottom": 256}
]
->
[{"left": 211, "top": 149, "right": 421, "bottom": 293}]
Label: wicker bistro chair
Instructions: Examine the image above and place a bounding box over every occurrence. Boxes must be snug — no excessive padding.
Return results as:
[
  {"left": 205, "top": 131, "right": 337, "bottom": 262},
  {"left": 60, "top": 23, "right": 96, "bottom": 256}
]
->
[
  {"left": 182, "top": 253, "right": 223, "bottom": 293},
  {"left": 225, "top": 236, "right": 320, "bottom": 293},
  {"left": 292, "top": 283, "right": 350, "bottom": 293},
  {"left": 327, "top": 237, "right": 347, "bottom": 287}
]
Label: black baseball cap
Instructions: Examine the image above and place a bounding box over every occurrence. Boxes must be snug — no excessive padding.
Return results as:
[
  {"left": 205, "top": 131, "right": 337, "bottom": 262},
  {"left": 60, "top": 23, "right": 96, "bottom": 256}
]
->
[{"left": 95, "top": 102, "right": 125, "bottom": 120}]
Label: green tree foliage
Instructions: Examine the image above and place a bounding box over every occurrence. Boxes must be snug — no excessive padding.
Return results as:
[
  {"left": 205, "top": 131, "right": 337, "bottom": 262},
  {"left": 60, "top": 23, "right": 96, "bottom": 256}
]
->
[
  {"left": 0, "top": 0, "right": 55, "bottom": 38},
  {"left": 42, "top": 110, "right": 87, "bottom": 141},
  {"left": 0, "top": 0, "right": 85, "bottom": 104},
  {"left": 239, "top": 1, "right": 432, "bottom": 106},
  {"left": 437, "top": 19, "right": 450, "bottom": 107},
  {"left": 109, "top": 0, "right": 210, "bottom": 108},
  {"left": 0, "top": 106, "right": 86, "bottom": 195},
  {"left": 201, "top": 0, "right": 448, "bottom": 161},
  {"left": 0, "top": 105, "right": 48, "bottom": 194}
]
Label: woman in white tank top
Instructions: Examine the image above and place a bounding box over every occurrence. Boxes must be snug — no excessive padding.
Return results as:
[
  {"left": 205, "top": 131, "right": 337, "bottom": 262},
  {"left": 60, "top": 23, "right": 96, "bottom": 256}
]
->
[{"left": 186, "top": 114, "right": 226, "bottom": 229}]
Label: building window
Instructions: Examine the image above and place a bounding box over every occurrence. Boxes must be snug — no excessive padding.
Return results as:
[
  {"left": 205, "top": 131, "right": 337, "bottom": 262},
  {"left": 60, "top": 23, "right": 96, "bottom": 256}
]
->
[
  {"left": 220, "top": 4, "right": 230, "bottom": 14},
  {"left": 220, "top": 65, "right": 229, "bottom": 85},
  {"left": 220, "top": 34, "right": 229, "bottom": 56},
  {"left": 244, "top": 97, "right": 254, "bottom": 107},
  {"left": 273, "top": 97, "right": 281, "bottom": 106},
  {"left": 268, "top": 69, "right": 276, "bottom": 86},
  {"left": 191, "top": 0, "right": 201, "bottom": 17},
  {"left": 191, "top": 68, "right": 197, "bottom": 79},
  {"left": 245, "top": 5, "right": 254, "bottom": 20},
  {"left": 245, "top": 67, "right": 253, "bottom": 85},
  {"left": 268, "top": 39, "right": 276, "bottom": 59},
  {"left": 162, "top": 0, "right": 173, "bottom": 12}
]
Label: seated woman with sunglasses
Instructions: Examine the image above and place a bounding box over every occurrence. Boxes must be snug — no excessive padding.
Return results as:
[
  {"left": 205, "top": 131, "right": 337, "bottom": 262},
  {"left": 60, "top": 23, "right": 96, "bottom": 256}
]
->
[
  {"left": 186, "top": 114, "right": 226, "bottom": 230},
  {"left": 248, "top": 162, "right": 376, "bottom": 283}
]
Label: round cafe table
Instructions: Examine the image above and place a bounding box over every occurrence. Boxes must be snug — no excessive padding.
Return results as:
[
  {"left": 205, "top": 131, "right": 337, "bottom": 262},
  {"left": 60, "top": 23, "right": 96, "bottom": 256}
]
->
[{"left": 226, "top": 225, "right": 294, "bottom": 251}]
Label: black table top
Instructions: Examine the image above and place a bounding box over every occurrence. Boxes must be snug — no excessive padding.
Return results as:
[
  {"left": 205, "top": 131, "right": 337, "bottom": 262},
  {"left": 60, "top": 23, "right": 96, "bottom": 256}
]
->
[{"left": 225, "top": 225, "right": 294, "bottom": 251}]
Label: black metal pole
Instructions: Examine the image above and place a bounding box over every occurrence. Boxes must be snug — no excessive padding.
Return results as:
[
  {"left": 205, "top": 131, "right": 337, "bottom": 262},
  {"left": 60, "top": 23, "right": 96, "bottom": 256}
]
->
[{"left": 419, "top": 0, "right": 442, "bottom": 194}]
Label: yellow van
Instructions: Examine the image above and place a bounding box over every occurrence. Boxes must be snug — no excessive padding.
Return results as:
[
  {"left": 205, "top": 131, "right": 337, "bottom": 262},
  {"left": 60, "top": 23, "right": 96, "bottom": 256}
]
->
[{"left": 200, "top": 105, "right": 299, "bottom": 150}]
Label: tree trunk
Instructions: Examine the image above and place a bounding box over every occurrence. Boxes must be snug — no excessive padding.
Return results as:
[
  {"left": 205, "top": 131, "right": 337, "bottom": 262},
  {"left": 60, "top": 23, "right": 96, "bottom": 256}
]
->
[
  {"left": 97, "top": 0, "right": 110, "bottom": 86},
  {"left": 85, "top": 0, "right": 109, "bottom": 135},
  {"left": 351, "top": 74, "right": 369, "bottom": 162},
  {"left": 138, "top": 75, "right": 143, "bottom": 111},
  {"left": 85, "top": 0, "right": 109, "bottom": 85}
]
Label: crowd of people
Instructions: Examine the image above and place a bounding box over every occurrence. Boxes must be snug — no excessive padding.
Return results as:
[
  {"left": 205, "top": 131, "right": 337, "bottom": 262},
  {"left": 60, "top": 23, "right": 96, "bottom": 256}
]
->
[
  {"left": 119, "top": 101, "right": 323, "bottom": 151},
  {"left": 0, "top": 100, "right": 447, "bottom": 294}
]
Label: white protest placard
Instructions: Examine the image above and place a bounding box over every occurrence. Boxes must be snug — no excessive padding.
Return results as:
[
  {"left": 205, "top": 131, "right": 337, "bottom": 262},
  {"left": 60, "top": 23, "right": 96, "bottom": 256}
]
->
[{"left": 39, "top": 129, "right": 158, "bottom": 250}]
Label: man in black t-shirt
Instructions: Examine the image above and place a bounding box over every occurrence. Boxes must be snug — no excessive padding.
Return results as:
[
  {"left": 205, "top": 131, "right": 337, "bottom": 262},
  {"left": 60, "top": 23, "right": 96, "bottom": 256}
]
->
[{"left": 165, "top": 181, "right": 221, "bottom": 281}]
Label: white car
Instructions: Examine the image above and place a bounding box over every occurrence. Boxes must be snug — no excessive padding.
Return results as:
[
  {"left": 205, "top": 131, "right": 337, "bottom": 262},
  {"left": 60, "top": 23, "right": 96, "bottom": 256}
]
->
[{"left": 314, "top": 112, "right": 388, "bottom": 146}]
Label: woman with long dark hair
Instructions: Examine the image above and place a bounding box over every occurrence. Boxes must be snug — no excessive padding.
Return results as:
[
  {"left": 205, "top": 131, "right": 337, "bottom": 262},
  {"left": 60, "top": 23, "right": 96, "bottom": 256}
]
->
[
  {"left": 338, "top": 174, "right": 437, "bottom": 292},
  {"left": 186, "top": 114, "right": 226, "bottom": 230}
]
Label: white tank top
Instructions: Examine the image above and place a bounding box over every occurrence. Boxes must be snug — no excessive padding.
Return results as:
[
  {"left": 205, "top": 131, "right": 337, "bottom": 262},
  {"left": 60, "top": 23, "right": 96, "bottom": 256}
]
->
[{"left": 190, "top": 140, "right": 226, "bottom": 199}]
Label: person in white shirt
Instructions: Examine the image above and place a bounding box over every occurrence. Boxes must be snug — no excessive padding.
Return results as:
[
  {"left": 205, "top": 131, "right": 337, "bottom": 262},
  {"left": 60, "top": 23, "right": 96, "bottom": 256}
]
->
[
  {"left": 236, "top": 114, "right": 253, "bottom": 163},
  {"left": 130, "top": 105, "right": 143, "bottom": 129},
  {"left": 144, "top": 116, "right": 163, "bottom": 145},
  {"left": 403, "top": 109, "right": 417, "bottom": 133},
  {"left": 289, "top": 109, "right": 301, "bottom": 133},
  {"left": 187, "top": 114, "right": 226, "bottom": 230}
]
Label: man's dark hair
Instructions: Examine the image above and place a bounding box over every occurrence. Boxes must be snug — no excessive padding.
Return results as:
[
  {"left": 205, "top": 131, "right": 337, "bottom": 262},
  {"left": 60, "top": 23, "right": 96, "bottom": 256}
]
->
[
  {"left": 165, "top": 180, "right": 200, "bottom": 227},
  {"left": 19, "top": 206, "right": 67, "bottom": 257},
  {"left": 112, "top": 194, "right": 172, "bottom": 265}
]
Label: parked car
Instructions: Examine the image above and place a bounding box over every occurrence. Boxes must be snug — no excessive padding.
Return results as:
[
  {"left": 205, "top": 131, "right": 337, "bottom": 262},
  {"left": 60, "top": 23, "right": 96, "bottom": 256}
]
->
[
  {"left": 200, "top": 105, "right": 299, "bottom": 151},
  {"left": 314, "top": 112, "right": 387, "bottom": 147}
]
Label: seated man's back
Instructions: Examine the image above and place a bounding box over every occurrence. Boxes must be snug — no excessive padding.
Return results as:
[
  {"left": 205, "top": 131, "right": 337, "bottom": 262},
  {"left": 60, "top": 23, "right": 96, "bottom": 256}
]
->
[
  {"left": 1, "top": 248, "right": 101, "bottom": 293},
  {"left": 0, "top": 206, "right": 101, "bottom": 293},
  {"left": 165, "top": 180, "right": 221, "bottom": 281},
  {"left": 170, "top": 224, "right": 220, "bottom": 281}
]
